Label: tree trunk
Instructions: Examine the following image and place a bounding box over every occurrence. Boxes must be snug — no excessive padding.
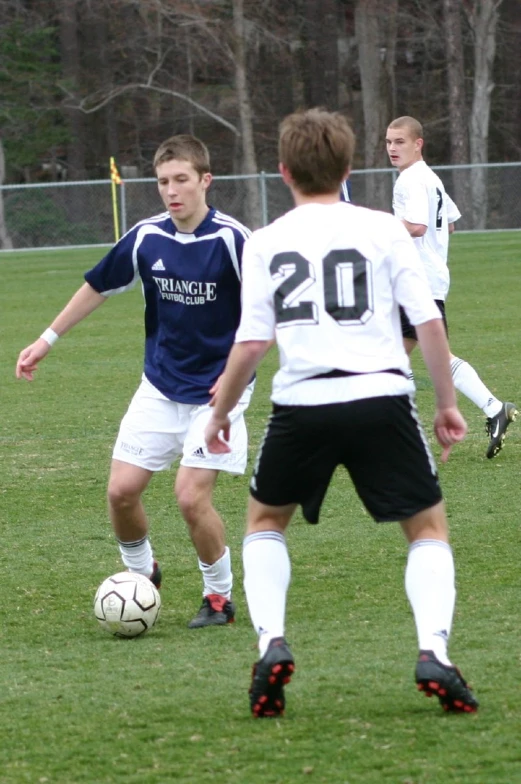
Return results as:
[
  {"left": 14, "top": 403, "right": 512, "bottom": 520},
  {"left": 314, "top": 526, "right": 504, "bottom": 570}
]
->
[
  {"left": 443, "top": 0, "right": 472, "bottom": 227},
  {"left": 303, "top": 0, "right": 340, "bottom": 108},
  {"left": 93, "top": 11, "right": 119, "bottom": 161},
  {"left": 0, "top": 138, "right": 13, "bottom": 249},
  {"left": 60, "top": 0, "right": 87, "bottom": 181},
  {"left": 232, "top": 0, "right": 263, "bottom": 228},
  {"left": 355, "top": 0, "right": 397, "bottom": 210},
  {"left": 465, "top": 0, "right": 502, "bottom": 229}
]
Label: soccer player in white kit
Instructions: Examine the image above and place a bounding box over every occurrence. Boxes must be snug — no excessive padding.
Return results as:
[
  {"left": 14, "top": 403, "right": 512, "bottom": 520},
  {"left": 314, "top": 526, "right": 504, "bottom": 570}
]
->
[
  {"left": 204, "top": 108, "right": 478, "bottom": 717},
  {"left": 16, "top": 134, "right": 252, "bottom": 628},
  {"left": 386, "top": 115, "right": 517, "bottom": 459}
]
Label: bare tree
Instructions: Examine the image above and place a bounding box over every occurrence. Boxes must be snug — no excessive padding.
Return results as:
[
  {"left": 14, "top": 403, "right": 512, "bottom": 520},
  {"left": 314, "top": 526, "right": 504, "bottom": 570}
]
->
[
  {"left": 354, "top": 0, "right": 398, "bottom": 209},
  {"left": 90, "top": 4, "right": 120, "bottom": 161},
  {"left": 59, "top": 0, "right": 268, "bottom": 224},
  {"left": 4, "top": 0, "right": 520, "bottom": 209},
  {"left": 302, "top": 0, "right": 340, "bottom": 108},
  {"left": 70, "top": 78, "right": 239, "bottom": 137},
  {"left": 464, "top": 0, "right": 503, "bottom": 228},
  {"left": 442, "top": 0, "right": 472, "bottom": 224},
  {"left": 232, "top": 0, "right": 262, "bottom": 228},
  {"left": 59, "top": 0, "right": 87, "bottom": 180}
]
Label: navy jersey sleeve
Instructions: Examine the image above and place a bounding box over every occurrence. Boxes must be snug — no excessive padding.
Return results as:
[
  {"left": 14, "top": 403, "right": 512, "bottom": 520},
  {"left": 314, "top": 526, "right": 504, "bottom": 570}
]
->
[
  {"left": 84, "top": 229, "right": 140, "bottom": 296},
  {"left": 211, "top": 209, "right": 252, "bottom": 279},
  {"left": 234, "top": 227, "right": 248, "bottom": 276},
  {"left": 340, "top": 179, "right": 352, "bottom": 203}
]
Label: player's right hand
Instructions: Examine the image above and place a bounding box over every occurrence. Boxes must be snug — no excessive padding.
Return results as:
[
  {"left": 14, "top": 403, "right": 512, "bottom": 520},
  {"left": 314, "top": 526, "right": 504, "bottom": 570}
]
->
[
  {"left": 204, "top": 414, "right": 232, "bottom": 454},
  {"left": 433, "top": 406, "right": 467, "bottom": 463},
  {"left": 15, "top": 339, "right": 52, "bottom": 381}
]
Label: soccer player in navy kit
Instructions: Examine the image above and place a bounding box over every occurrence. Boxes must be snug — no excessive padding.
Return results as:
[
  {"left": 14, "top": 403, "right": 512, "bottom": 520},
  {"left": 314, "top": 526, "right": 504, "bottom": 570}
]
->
[
  {"left": 204, "top": 109, "right": 478, "bottom": 717},
  {"left": 386, "top": 115, "right": 517, "bottom": 459},
  {"left": 16, "top": 134, "right": 251, "bottom": 628}
]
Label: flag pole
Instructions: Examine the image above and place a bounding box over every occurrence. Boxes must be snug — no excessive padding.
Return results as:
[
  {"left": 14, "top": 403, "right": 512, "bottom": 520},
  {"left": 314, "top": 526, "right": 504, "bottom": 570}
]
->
[{"left": 110, "top": 157, "right": 122, "bottom": 242}]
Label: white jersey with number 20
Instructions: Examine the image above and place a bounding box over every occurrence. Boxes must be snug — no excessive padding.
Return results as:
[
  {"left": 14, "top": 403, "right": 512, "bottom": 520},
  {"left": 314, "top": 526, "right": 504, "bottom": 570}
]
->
[{"left": 235, "top": 201, "right": 441, "bottom": 406}]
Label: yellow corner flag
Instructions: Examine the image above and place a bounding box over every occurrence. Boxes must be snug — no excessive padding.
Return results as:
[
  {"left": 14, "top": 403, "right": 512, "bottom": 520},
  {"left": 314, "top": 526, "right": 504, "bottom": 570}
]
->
[{"left": 110, "top": 157, "right": 123, "bottom": 241}]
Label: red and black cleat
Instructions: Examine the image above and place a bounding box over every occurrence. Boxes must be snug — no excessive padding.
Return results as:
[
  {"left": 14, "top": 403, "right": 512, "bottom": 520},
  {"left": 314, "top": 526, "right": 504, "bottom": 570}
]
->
[
  {"left": 250, "top": 637, "right": 295, "bottom": 718},
  {"left": 188, "top": 593, "right": 236, "bottom": 628},
  {"left": 415, "top": 650, "right": 478, "bottom": 713}
]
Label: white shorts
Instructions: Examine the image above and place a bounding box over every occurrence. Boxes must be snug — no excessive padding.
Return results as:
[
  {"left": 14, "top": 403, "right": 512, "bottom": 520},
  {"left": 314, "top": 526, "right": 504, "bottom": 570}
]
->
[{"left": 112, "top": 375, "right": 254, "bottom": 474}]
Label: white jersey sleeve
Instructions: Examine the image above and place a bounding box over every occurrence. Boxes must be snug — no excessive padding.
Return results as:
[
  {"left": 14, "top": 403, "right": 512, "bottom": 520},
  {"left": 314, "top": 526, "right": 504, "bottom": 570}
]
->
[
  {"left": 446, "top": 192, "right": 461, "bottom": 224},
  {"left": 392, "top": 176, "right": 430, "bottom": 227},
  {"left": 235, "top": 237, "right": 276, "bottom": 342}
]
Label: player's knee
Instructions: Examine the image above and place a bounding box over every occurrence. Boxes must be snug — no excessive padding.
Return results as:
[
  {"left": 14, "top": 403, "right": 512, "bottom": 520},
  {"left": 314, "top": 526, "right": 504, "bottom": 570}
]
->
[
  {"left": 175, "top": 482, "right": 210, "bottom": 523},
  {"left": 400, "top": 501, "right": 449, "bottom": 544},
  {"left": 107, "top": 478, "right": 142, "bottom": 511},
  {"left": 175, "top": 488, "right": 199, "bottom": 522}
]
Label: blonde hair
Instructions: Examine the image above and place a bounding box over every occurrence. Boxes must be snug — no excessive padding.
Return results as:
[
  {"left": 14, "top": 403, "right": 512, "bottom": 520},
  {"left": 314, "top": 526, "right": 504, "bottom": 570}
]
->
[
  {"left": 278, "top": 108, "right": 355, "bottom": 195},
  {"left": 153, "top": 134, "right": 210, "bottom": 176},
  {"left": 387, "top": 116, "right": 423, "bottom": 140}
]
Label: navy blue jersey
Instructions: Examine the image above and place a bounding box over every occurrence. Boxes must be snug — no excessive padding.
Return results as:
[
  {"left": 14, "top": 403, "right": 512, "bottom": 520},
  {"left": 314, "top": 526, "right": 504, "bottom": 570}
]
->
[
  {"left": 340, "top": 179, "right": 351, "bottom": 202},
  {"left": 85, "top": 207, "right": 251, "bottom": 404}
]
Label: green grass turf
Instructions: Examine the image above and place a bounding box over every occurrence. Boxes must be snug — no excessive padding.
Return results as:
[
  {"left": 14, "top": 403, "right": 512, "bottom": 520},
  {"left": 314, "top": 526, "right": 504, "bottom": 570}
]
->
[{"left": 1, "top": 234, "right": 520, "bottom": 783}]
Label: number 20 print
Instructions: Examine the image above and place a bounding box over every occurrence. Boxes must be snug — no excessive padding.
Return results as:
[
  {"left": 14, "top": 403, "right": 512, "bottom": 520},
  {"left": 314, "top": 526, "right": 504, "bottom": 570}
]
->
[{"left": 270, "top": 249, "right": 374, "bottom": 327}]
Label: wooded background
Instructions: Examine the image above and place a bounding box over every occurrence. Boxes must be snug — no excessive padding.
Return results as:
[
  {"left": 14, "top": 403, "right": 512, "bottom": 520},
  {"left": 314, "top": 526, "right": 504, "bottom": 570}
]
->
[{"left": 1, "top": 1, "right": 520, "bottom": 223}]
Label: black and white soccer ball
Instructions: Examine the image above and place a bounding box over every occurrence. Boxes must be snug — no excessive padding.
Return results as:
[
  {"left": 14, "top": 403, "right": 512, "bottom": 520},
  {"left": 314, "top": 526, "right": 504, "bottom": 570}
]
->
[{"left": 94, "top": 571, "right": 161, "bottom": 638}]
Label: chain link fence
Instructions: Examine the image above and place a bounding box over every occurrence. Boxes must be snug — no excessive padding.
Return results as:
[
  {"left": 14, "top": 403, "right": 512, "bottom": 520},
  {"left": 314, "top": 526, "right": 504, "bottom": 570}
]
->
[{"left": 1, "top": 162, "right": 520, "bottom": 251}]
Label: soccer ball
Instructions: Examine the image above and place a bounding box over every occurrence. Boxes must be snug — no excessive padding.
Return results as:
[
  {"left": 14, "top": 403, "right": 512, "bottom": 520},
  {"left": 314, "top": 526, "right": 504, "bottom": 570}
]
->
[{"left": 94, "top": 572, "right": 161, "bottom": 638}]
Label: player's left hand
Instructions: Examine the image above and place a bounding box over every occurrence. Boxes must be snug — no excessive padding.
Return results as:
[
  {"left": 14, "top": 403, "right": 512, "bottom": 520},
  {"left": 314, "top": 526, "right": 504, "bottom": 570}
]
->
[{"left": 205, "top": 414, "right": 232, "bottom": 454}]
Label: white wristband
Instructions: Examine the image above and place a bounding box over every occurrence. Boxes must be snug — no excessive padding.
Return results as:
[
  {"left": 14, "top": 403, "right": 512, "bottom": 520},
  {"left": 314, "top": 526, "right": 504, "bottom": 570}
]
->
[{"left": 40, "top": 328, "right": 59, "bottom": 346}]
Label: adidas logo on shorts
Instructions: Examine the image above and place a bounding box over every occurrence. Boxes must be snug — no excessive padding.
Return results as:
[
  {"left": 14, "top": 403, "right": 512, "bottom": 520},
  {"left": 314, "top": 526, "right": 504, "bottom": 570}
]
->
[{"left": 191, "top": 447, "right": 206, "bottom": 459}]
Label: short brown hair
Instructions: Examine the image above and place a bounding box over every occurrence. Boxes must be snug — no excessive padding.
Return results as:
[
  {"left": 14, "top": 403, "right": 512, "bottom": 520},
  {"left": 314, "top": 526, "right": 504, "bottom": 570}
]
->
[
  {"left": 153, "top": 134, "right": 211, "bottom": 176},
  {"left": 387, "top": 116, "right": 423, "bottom": 140},
  {"left": 278, "top": 108, "right": 355, "bottom": 195}
]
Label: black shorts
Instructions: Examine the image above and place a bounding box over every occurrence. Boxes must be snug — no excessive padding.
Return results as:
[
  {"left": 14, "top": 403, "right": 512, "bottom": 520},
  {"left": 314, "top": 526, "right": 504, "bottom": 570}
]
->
[
  {"left": 249, "top": 395, "right": 442, "bottom": 524},
  {"left": 400, "top": 300, "right": 448, "bottom": 341}
]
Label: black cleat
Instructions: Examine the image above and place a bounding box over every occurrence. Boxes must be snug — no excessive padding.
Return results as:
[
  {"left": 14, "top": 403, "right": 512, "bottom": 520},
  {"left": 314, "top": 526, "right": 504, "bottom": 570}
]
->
[
  {"left": 249, "top": 637, "right": 295, "bottom": 718},
  {"left": 485, "top": 401, "right": 517, "bottom": 459},
  {"left": 149, "top": 561, "right": 162, "bottom": 590},
  {"left": 415, "top": 650, "right": 478, "bottom": 713},
  {"left": 188, "top": 594, "right": 235, "bottom": 628}
]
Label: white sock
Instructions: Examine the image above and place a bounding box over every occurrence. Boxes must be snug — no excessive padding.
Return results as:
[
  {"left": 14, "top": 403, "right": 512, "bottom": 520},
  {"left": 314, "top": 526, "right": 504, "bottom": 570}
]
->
[
  {"left": 405, "top": 539, "right": 455, "bottom": 666},
  {"left": 450, "top": 357, "right": 502, "bottom": 417},
  {"left": 117, "top": 536, "right": 154, "bottom": 577},
  {"left": 243, "top": 531, "right": 290, "bottom": 657},
  {"left": 198, "top": 546, "right": 232, "bottom": 599}
]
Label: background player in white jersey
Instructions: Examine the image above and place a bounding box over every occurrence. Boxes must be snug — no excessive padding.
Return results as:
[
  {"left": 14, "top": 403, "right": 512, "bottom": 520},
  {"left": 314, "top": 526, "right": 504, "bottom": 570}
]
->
[
  {"left": 204, "top": 108, "right": 478, "bottom": 717},
  {"left": 386, "top": 115, "right": 517, "bottom": 459},
  {"left": 16, "top": 134, "right": 252, "bottom": 628}
]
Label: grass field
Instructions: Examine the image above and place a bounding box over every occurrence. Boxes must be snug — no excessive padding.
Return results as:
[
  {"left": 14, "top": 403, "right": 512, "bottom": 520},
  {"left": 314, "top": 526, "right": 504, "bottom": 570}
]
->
[{"left": 1, "top": 233, "right": 521, "bottom": 784}]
